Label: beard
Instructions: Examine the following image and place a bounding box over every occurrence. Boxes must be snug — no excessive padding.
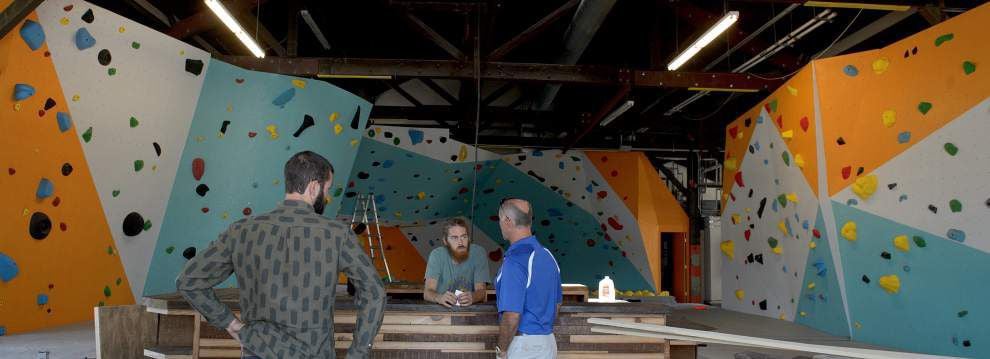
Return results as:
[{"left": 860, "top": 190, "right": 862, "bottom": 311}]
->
[
  {"left": 446, "top": 244, "right": 470, "bottom": 263},
  {"left": 313, "top": 183, "right": 327, "bottom": 215}
]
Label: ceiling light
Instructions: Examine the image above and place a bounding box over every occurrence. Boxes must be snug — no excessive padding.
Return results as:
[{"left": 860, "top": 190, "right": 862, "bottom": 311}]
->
[
  {"left": 600, "top": 100, "right": 635, "bottom": 127},
  {"left": 204, "top": 0, "right": 265, "bottom": 58},
  {"left": 300, "top": 9, "right": 331, "bottom": 50},
  {"left": 688, "top": 87, "right": 759, "bottom": 93},
  {"left": 804, "top": 1, "right": 912, "bottom": 11},
  {"left": 667, "top": 11, "right": 739, "bottom": 71}
]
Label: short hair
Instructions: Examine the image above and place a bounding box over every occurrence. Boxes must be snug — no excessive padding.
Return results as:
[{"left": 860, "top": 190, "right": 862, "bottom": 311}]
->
[
  {"left": 443, "top": 218, "right": 469, "bottom": 237},
  {"left": 499, "top": 199, "right": 532, "bottom": 228},
  {"left": 284, "top": 151, "right": 334, "bottom": 194}
]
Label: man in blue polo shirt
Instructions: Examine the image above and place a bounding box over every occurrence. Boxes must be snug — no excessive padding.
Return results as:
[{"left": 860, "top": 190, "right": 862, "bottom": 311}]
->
[{"left": 494, "top": 198, "right": 562, "bottom": 359}]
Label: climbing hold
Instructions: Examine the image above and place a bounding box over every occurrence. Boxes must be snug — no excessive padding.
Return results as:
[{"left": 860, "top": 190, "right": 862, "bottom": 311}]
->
[
  {"left": 950, "top": 199, "right": 962, "bottom": 213},
  {"left": 917, "top": 102, "right": 933, "bottom": 115},
  {"left": 759, "top": 300, "right": 768, "bottom": 310},
  {"left": 947, "top": 229, "right": 966, "bottom": 243},
  {"left": 189, "top": 158, "right": 206, "bottom": 181},
  {"left": 112, "top": 190, "right": 120, "bottom": 198},
  {"left": 813, "top": 261, "right": 827, "bottom": 277},
  {"left": 841, "top": 166, "right": 852, "bottom": 180},
  {"left": 881, "top": 110, "right": 896, "bottom": 128},
  {"left": 963, "top": 61, "right": 976, "bottom": 75},
  {"left": 185, "top": 59, "right": 204, "bottom": 76},
  {"left": 735, "top": 289, "right": 745, "bottom": 300},
  {"left": 55, "top": 112, "right": 72, "bottom": 133},
  {"left": 897, "top": 131, "right": 911, "bottom": 144},
  {"left": 872, "top": 58, "right": 889, "bottom": 74},
  {"left": 786, "top": 193, "right": 799, "bottom": 203},
  {"left": 807, "top": 282, "right": 816, "bottom": 289},
  {"left": 19, "top": 20, "right": 45, "bottom": 51},
  {"left": 143, "top": 220, "right": 152, "bottom": 231},
  {"left": 724, "top": 158, "right": 737, "bottom": 171},
  {"left": 97, "top": 49, "right": 111, "bottom": 65},
  {"left": 458, "top": 144, "right": 468, "bottom": 162},
  {"left": 928, "top": 204, "right": 938, "bottom": 214},
  {"left": 131, "top": 41, "right": 140, "bottom": 49},
  {"left": 129, "top": 116, "right": 139, "bottom": 128},
  {"left": 777, "top": 221, "right": 789, "bottom": 236},
  {"left": 333, "top": 123, "right": 343, "bottom": 135},
  {"left": 81, "top": 8, "right": 94, "bottom": 23},
  {"left": 293, "top": 115, "right": 315, "bottom": 137},
  {"left": 794, "top": 154, "right": 805, "bottom": 169},
  {"left": 291, "top": 79, "right": 306, "bottom": 89},
  {"left": 266, "top": 124, "right": 279, "bottom": 139},
  {"left": 958, "top": 310, "right": 969, "bottom": 318},
  {"left": 122, "top": 212, "right": 145, "bottom": 236},
  {"left": 350, "top": 106, "right": 362, "bottom": 129},
  {"left": 912, "top": 235, "right": 927, "bottom": 248},
  {"left": 893, "top": 235, "right": 910, "bottom": 252},
  {"left": 195, "top": 184, "right": 209, "bottom": 197},
  {"left": 108, "top": 68, "right": 117, "bottom": 76},
  {"left": 272, "top": 88, "right": 296, "bottom": 108},
  {"left": 731, "top": 213, "right": 741, "bottom": 224},
  {"left": 781, "top": 151, "right": 790, "bottom": 166},
  {"left": 13, "top": 84, "right": 35, "bottom": 101},
  {"left": 74, "top": 28, "right": 95, "bottom": 50},
  {"left": 734, "top": 171, "right": 744, "bottom": 187},
  {"left": 862, "top": 275, "right": 870, "bottom": 284},
  {"left": 134, "top": 160, "right": 144, "bottom": 172},
  {"left": 944, "top": 143, "right": 958, "bottom": 156},
  {"left": 809, "top": 241, "right": 817, "bottom": 249},
  {"left": 29, "top": 212, "right": 52, "bottom": 240},
  {"left": 843, "top": 65, "right": 859, "bottom": 76},
  {"left": 841, "top": 221, "right": 857, "bottom": 241},
  {"left": 153, "top": 142, "right": 162, "bottom": 157},
  {"left": 851, "top": 174, "right": 878, "bottom": 200},
  {"left": 37, "top": 294, "right": 49, "bottom": 305},
  {"left": 880, "top": 251, "right": 892, "bottom": 260},
  {"left": 36, "top": 178, "right": 54, "bottom": 199},
  {"left": 719, "top": 240, "right": 735, "bottom": 260},
  {"left": 61, "top": 163, "right": 73, "bottom": 176},
  {"left": 767, "top": 237, "right": 779, "bottom": 249},
  {"left": 781, "top": 130, "right": 794, "bottom": 140},
  {"left": 0, "top": 252, "right": 18, "bottom": 282},
  {"left": 934, "top": 33, "right": 954, "bottom": 46},
  {"left": 787, "top": 85, "right": 798, "bottom": 96},
  {"left": 878, "top": 275, "right": 900, "bottom": 294}
]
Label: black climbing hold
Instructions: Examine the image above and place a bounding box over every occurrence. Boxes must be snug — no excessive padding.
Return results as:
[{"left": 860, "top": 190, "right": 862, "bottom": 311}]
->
[
  {"left": 837, "top": 137, "right": 846, "bottom": 145},
  {"left": 862, "top": 275, "right": 871, "bottom": 284},
  {"left": 881, "top": 251, "right": 892, "bottom": 260},
  {"left": 527, "top": 170, "right": 546, "bottom": 183},
  {"left": 182, "top": 247, "right": 196, "bottom": 260},
  {"left": 81, "top": 9, "right": 94, "bottom": 23},
  {"left": 344, "top": 192, "right": 357, "bottom": 198},
  {"left": 352, "top": 223, "right": 367, "bottom": 235},
  {"left": 122, "top": 212, "right": 145, "bottom": 237},
  {"left": 195, "top": 184, "right": 209, "bottom": 197},
  {"left": 963, "top": 340, "right": 971, "bottom": 347},
  {"left": 540, "top": 219, "right": 550, "bottom": 226},
  {"left": 439, "top": 137, "right": 447, "bottom": 143},
  {"left": 349, "top": 106, "right": 361, "bottom": 129},
  {"left": 518, "top": 155, "right": 527, "bottom": 161},
  {"left": 746, "top": 253, "right": 754, "bottom": 263},
  {"left": 748, "top": 145, "right": 755, "bottom": 154},
  {"left": 912, "top": 46, "right": 918, "bottom": 55},
  {"left": 744, "top": 118, "right": 752, "bottom": 127},
  {"left": 903, "top": 50, "right": 909, "bottom": 58},
  {"left": 757, "top": 197, "right": 767, "bottom": 218},
  {"left": 449, "top": 155, "right": 458, "bottom": 161},
  {"left": 856, "top": 167, "right": 864, "bottom": 176},
  {"left": 748, "top": 189, "right": 754, "bottom": 198},
  {"left": 153, "top": 142, "right": 162, "bottom": 157},
  {"left": 97, "top": 49, "right": 111, "bottom": 66},
  {"left": 292, "top": 115, "right": 314, "bottom": 137},
  {"left": 482, "top": 188, "right": 494, "bottom": 194},
  {"left": 372, "top": 161, "right": 381, "bottom": 167},
  {"left": 29, "top": 212, "right": 52, "bottom": 240},
  {"left": 928, "top": 204, "right": 938, "bottom": 214},
  {"left": 357, "top": 172, "right": 370, "bottom": 180},
  {"left": 986, "top": 198, "right": 990, "bottom": 208},
  {"left": 888, "top": 183, "right": 897, "bottom": 190},
  {"left": 383, "top": 131, "right": 393, "bottom": 138},
  {"left": 44, "top": 98, "right": 56, "bottom": 110},
  {"left": 755, "top": 254, "right": 764, "bottom": 264},
  {"left": 61, "top": 163, "right": 73, "bottom": 176},
  {"left": 220, "top": 120, "right": 231, "bottom": 135},
  {"left": 185, "top": 59, "right": 204, "bottom": 76},
  {"left": 759, "top": 300, "right": 767, "bottom": 310}
]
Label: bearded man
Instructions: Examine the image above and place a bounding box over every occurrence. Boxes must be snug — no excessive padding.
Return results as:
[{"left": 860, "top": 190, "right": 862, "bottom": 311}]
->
[{"left": 423, "top": 218, "right": 490, "bottom": 307}]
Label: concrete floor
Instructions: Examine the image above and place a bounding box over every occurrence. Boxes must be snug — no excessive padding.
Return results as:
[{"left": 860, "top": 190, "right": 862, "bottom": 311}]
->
[{"left": 0, "top": 307, "right": 884, "bottom": 359}]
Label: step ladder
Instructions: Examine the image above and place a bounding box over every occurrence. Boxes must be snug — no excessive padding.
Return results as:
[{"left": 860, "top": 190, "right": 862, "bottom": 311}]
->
[{"left": 349, "top": 193, "right": 393, "bottom": 283}]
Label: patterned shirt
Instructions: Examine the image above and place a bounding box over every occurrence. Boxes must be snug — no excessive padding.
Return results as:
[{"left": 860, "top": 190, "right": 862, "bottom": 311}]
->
[{"left": 176, "top": 200, "right": 385, "bottom": 358}]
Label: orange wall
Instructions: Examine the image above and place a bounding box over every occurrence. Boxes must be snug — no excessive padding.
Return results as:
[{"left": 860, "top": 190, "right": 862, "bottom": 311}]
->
[
  {"left": 0, "top": 13, "right": 133, "bottom": 334},
  {"left": 355, "top": 226, "right": 427, "bottom": 283}
]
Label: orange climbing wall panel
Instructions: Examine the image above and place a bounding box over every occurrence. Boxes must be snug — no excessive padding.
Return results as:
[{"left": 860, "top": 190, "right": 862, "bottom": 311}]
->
[
  {"left": 816, "top": 4, "right": 990, "bottom": 197},
  {"left": 0, "top": 13, "right": 134, "bottom": 334},
  {"left": 357, "top": 226, "right": 426, "bottom": 283},
  {"left": 722, "top": 104, "right": 761, "bottom": 209}
]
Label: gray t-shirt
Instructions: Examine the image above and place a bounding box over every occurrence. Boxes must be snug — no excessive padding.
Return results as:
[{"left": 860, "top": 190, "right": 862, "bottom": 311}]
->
[{"left": 425, "top": 244, "right": 490, "bottom": 293}]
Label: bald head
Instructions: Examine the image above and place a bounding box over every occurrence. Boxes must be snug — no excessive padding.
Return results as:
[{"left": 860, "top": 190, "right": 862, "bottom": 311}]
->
[{"left": 498, "top": 198, "right": 534, "bottom": 243}]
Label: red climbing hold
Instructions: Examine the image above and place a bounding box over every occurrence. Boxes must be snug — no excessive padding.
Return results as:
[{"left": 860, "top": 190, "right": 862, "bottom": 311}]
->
[
  {"left": 52, "top": 197, "right": 61, "bottom": 207},
  {"left": 744, "top": 229, "right": 751, "bottom": 241},
  {"left": 38, "top": 110, "right": 45, "bottom": 117},
  {"left": 601, "top": 156, "right": 608, "bottom": 162},
  {"left": 813, "top": 229, "right": 821, "bottom": 238},
  {"left": 59, "top": 222, "right": 67, "bottom": 231},
  {"left": 729, "top": 193, "right": 736, "bottom": 202},
  {"left": 610, "top": 170, "right": 618, "bottom": 177},
  {"left": 489, "top": 215, "right": 499, "bottom": 222},
  {"left": 800, "top": 116, "right": 809, "bottom": 132},
  {"left": 776, "top": 115, "right": 783, "bottom": 128},
  {"left": 191, "top": 158, "right": 205, "bottom": 181},
  {"left": 607, "top": 217, "right": 624, "bottom": 231},
  {"left": 597, "top": 191, "right": 608, "bottom": 199},
  {"left": 841, "top": 166, "right": 852, "bottom": 180},
  {"left": 7, "top": 168, "right": 14, "bottom": 175},
  {"left": 586, "top": 239, "right": 596, "bottom": 247},
  {"left": 488, "top": 248, "right": 503, "bottom": 262},
  {"left": 348, "top": 181, "right": 355, "bottom": 188},
  {"left": 734, "top": 171, "right": 745, "bottom": 187},
  {"left": 621, "top": 251, "right": 627, "bottom": 257},
  {"left": 248, "top": 131, "right": 257, "bottom": 138},
  {"left": 459, "top": 187, "right": 469, "bottom": 194},
  {"left": 604, "top": 233, "right": 612, "bottom": 241},
  {"left": 242, "top": 207, "right": 252, "bottom": 216},
  {"left": 728, "top": 126, "right": 739, "bottom": 139},
  {"left": 475, "top": 164, "right": 483, "bottom": 171},
  {"left": 201, "top": 207, "right": 209, "bottom": 213}
]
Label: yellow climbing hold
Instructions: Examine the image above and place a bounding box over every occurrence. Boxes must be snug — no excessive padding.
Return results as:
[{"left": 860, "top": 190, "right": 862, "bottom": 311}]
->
[
  {"left": 458, "top": 144, "right": 468, "bottom": 162},
  {"left": 841, "top": 221, "right": 857, "bottom": 241},
  {"left": 350, "top": 138, "right": 359, "bottom": 147},
  {"left": 273, "top": 179, "right": 280, "bottom": 185},
  {"left": 778, "top": 220, "right": 789, "bottom": 236},
  {"left": 893, "top": 235, "right": 910, "bottom": 252},
  {"left": 744, "top": 208, "right": 751, "bottom": 213},
  {"left": 779, "top": 313, "right": 786, "bottom": 320},
  {"left": 118, "top": 26, "right": 126, "bottom": 33},
  {"left": 808, "top": 282, "right": 816, "bottom": 289},
  {"left": 72, "top": 94, "right": 80, "bottom": 102},
  {"left": 772, "top": 246, "right": 783, "bottom": 255},
  {"left": 800, "top": 311, "right": 807, "bottom": 317},
  {"left": 394, "top": 211, "right": 403, "bottom": 218},
  {"left": 851, "top": 174, "right": 878, "bottom": 200},
  {"left": 809, "top": 241, "right": 817, "bottom": 249},
  {"left": 13, "top": 103, "right": 21, "bottom": 111},
  {"left": 879, "top": 274, "right": 900, "bottom": 294},
  {"left": 23, "top": 208, "right": 30, "bottom": 216},
  {"left": 333, "top": 123, "right": 343, "bottom": 135},
  {"left": 291, "top": 79, "right": 306, "bottom": 89},
  {"left": 881, "top": 110, "right": 896, "bottom": 128},
  {"left": 266, "top": 124, "right": 279, "bottom": 139},
  {"left": 794, "top": 154, "right": 805, "bottom": 169},
  {"left": 221, "top": 212, "right": 229, "bottom": 220},
  {"left": 781, "top": 130, "right": 794, "bottom": 140},
  {"left": 787, "top": 85, "right": 798, "bottom": 96},
  {"left": 854, "top": 322, "right": 862, "bottom": 329},
  {"left": 872, "top": 58, "right": 890, "bottom": 74},
  {"left": 731, "top": 213, "right": 741, "bottom": 224},
  {"left": 226, "top": 104, "right": 233, "bottom": 112},
  {"left": 60, "top": 17, "right": 69, "bottom": 26},
  {"left": 735, "top": 289, "right": 745, "bottom": 300},
  {"left": 786, "top": 193, "right": 799, "bottom": 203},
  {"left": 375, "top": 127, "right": 382, "bottom": 134},
  {"left": 725, "top": 158, "right": 738, "bottom": 171},
  {"left": 329, "top": 112, "right": 339, "bottom": 122},
  {"left": 720, "top": 240, "right": 734, "bottom": 260},
  {"left": 417, "top": 191, "right": 426, "bottom": 200},
  {"left": 195, "top": 136, "right": 205, "bottom": 143}
]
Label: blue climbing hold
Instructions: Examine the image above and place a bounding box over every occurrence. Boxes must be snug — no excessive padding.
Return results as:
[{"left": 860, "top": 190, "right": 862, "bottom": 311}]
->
[
  {"left": 585, "top": 184, "right": 593, "bottom": 193},
  {"left": 771, "top": 199, "right": 779, "bottom": 213},
  {"left": 947, "top": 228, "right": 966, "bottom": 242},
  {"left": 408, "top": 129, "right": 424, "bottom": 145},
  {"left": 0, "top": 326, "right": 5, "bottom": 336},
  {"left": 56, "top": 112, "right": 72, "bottom": 132},
  {"left": 782, "top": 265, "right": 788, "bottom": 273},
  {"left": 813, "top": 261, "right": 827, "bottom": 277},
  {"left": 19, "top": 20, "right": 45, "bottom": 51},
  {"left": 74, "top": 27, "right": 96, "bottom": 50},
  {"left": 558, "top": 161, "right": 565, "bottom": 170},
  {"left": 903, "top": 265, "right": 911, "bottom": 272},
  {"left": 374, "top": 194, "right": 386, "bottom": 203},
  {"left": 36, "top": 178, "right": 54, "bottom": 199},
  {"left": 756, "top": 115, "right": 765, "bottom": 124},
  {"left": 381, "top": 160, "right": 394, "bottom": 169},
  {"left": 272, "top": 88, "right": 295, "bottom": 108},
  {"left": 897, "top": 131, "right": 912, "bottom": 144},
  {"left": 899, "top": 194, "right": 908, "bottom": 202},
  {"left": 847, "top": 198, "right": 858, "bottom": 206},
  {"left": 13, "top": 84, "right": 35, "bottom": 101},
  {"left": 802, "top": 220, "right": 810, "bottom": 230},
  {"left": 37, "top": 294, "right": 48, "bottom": 305},
  {"left": 843, "top": 65, "right": 859, "bottom": 77},
  {"left": 532, "top": 150, "right": 543, "bottom": 157},
  {"left": 0, "top": 252, "right": 18, "bottom": 282},
  {"left": 806, "top": 294, "right": 816, "bottom": 302}
]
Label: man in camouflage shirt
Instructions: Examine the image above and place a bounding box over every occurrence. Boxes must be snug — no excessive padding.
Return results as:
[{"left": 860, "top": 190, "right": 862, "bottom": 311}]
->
[{"left": 177, "top": 151, "right": 385, "bottom": 358}]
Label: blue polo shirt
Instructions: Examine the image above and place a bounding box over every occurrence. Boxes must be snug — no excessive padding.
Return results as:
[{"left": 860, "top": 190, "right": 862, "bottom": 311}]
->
[{"left": 495, "top": 235, "right": 562, "bottom": 335}]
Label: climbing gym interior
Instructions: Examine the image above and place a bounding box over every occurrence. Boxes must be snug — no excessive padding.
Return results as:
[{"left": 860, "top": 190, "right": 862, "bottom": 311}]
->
[{"left": 0, "top": 0, "right": 987, "bottom": 358}]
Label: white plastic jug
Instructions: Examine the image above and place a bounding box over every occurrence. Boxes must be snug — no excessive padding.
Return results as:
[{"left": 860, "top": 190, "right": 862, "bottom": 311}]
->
[{"left": 598, "top": 276, "right": 615, "bottom": 301}]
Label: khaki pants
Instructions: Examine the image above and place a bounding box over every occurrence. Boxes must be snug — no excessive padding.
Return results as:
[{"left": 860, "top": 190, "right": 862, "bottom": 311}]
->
[{"left": 507, "top": 334, "right": 557, "bottom": 359}]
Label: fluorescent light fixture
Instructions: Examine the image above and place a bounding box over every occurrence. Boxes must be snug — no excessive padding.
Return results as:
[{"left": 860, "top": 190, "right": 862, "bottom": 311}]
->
[
  {"left": 300, "top": 9, "right": 331, "bottom": 50},
  {"left": 204, "top": 0, "right": 266, "bottom": 58},
  {"left": 667, "top": 11, "right": 739, "bottom": 71},
  {"left": 804, "top": 1, "right": 912, "bottom": 11},
  {"left": 599, "top": 100, "right": 635, "bottom": 127},
  {"left": 317, "top": 74, "right": 394, "bottom": 80},
  {"left": 688, "top": 87, "right": 759, "bottom": 93}
]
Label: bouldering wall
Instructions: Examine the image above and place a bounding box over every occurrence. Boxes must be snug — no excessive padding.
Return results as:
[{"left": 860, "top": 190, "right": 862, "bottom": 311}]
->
[{"left": 722, "top": 3, "right": 990, "bottom": 356}]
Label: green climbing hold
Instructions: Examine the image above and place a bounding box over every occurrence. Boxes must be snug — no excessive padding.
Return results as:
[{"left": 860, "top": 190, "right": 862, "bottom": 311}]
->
[
  {"left": 165, "top": 246, "right": 175, "bottom": 254},
  {"left": 768, "top": 237, "right": 779, "bottom": 248},
  {"left": 108, "top": 68, "right": 117, "bottom": 76},
  {"left": 918, "top": 102, "right": 932, "bottom": 115},
  {"left": 143, "top": 220, "right": 152, "bottom": 231},
  {"left": 958, "top": 310, "right": 969, "bottom": 318},
  {"left": 131, "top": 41, "right": 140, "bottom": 49},
  {"left": 107, "top": 246, "right": 113, "bottom": 255},
  {"left": 116, "top": 277, "right": 122, "bottom": 286},
  {"left": 393, "top": 137, "right": 400, "bottom": 145},
  {"left": 367, "top": 129, "right": 375, "bottom": 137},
  {"left": 781, "top": 151, "right": 790, "bottom": 166},
  {"left": 769, "top": 99, "right": 778, "bottom": 113},
  {"left": 103, "top": 286, "right": 111, "bottom": 297},
  {"left": 912, "top": 235, "right": 927, "bottom": 248},
  {"left": 934, "top": 33, "right": 954, "bottom": 47},
  {"left": 112, "top": 190, "right": 120, "bottom": 197},
  {"left": 950, "top": 199, "right": 962, "bottom": 213},
  {"left": 134, "top": 160, "right": 144, "bottom": 172},
  {"left": 82, "top": 127, "right": 93, "bottom": 143},
  {"left": 334, "top": 187, "right": 343, "bottom": 197},
  {"left": 129, "top": 116, "right": 139, "bottom": 128},
  {"left": 777, "top": 194, "right": 788, "bottom": 208},
  {"left": 944, "top": 143, "right": 958, "bottom": 156},
  {"left": 98, "top": 301, "right": 105, "bottom": 307},
  {"left": 963, "top": 61, "right": 976, "bottom": 75}
]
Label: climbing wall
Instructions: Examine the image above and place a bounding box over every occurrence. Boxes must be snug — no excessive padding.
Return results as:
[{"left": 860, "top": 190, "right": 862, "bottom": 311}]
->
[
  {"left": 0, "top": 12, "right": 133, "bottom": 335},
  {"left": 144, "top": 61, "right": 370, "bottom": 295},
  {"left": 36, "top": 0, "right": 211, "bottom": 299},
  {"left": 722, "top": 3, "right": 990, "bottom": 356}
]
